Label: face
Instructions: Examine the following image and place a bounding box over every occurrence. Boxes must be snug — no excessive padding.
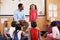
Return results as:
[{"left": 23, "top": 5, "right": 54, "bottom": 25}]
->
[
  {"left": 30, "top": 5, "right": 35, "bottom": 10},
  {"left": 46, "top": 21, "right": 50, "bottom": 26},
  {"left": 19, "top": 5, "right": 24, "bottom": 11},
  {"left": 4, "top": 21, "right": 8, "bottom": 27}
]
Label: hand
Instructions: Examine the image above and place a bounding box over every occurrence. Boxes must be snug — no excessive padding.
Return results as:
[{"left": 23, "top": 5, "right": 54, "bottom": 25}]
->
[
  {"left": 21, "top": 20, "right": 25, "bottom": 23},
  {"left": 16, "top": 21, "right": 20, "bottom": 24},
  {"left": 7, "top": 37, "right": 10, "bottom": 39}
]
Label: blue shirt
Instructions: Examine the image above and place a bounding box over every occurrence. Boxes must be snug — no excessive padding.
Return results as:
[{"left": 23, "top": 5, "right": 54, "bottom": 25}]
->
[{"left": 14, "top": 10, "right": 26, "bottom": 21}]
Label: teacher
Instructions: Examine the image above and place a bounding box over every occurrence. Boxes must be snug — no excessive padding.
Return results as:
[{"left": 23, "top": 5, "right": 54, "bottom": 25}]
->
[
  {"left": 14, "top": 3, "right": 25, "bottom": 22},
  {"left": 13, "top": 3, "right": 28, "bottom": 31}
]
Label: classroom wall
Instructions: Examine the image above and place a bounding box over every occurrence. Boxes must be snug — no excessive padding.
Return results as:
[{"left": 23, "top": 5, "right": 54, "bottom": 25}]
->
[
  {"left": 0, "top": 0, "right": 60, "bottom": 33},
  {"left": 46, "top": 0, "right": 60, "bottom": 21},
  {"left": 0, "top": 16, "right": 46, "bottom": 33},
  {"left": 0, "top": 0, "right": 45, "bottom": 15}
]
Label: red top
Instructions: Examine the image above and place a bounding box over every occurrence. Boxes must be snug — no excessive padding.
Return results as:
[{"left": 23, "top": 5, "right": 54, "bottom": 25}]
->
[
  {"left": 29, "top": 10, "right": 38, "bottom": 22},
  {"left": 30, "top": 28, "right": 39, "bottom": 40}
]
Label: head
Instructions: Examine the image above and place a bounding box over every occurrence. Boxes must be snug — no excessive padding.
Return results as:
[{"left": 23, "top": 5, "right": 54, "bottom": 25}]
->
[
  {"left": 15, "top": 24, "right": 21, "bottom": 31},
  {"left": 4, "top": 21, "right": 8, "bottom": 27},
  {"left": 46, "top": 20, "right": 50, "bottom": 25},
  {"left": 30, "top": 4, "right": 37, "bottom": 10},
  {"left": 50, "top": 21, "right": 57, "bottom": 27},
  {"left": 18, "top": 3, "right": 24, "bottom": 11},
  {"left": 31, "top": 21, "right": 37, "bottom": 28},
  {"left": 11, "top": 21, "right": 16, "bottom": 27}
]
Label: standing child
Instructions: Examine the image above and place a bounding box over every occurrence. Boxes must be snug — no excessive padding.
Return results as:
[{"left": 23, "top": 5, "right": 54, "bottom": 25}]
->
[{"left": 29, "top": 4, "right": 38, "bottom": 22}]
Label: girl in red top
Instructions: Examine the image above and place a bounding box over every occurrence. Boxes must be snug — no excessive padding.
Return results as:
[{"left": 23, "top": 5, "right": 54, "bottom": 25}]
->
[
  {"left": 29, "top": 21, "right": 41, "bottom": 40},
  {"left": 29, "top": 4, "right": 38, "bottom": 22}
]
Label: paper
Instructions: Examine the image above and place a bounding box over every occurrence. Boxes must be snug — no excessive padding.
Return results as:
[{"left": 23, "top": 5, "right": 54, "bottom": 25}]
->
[
  {"left": 51, "top": 17, "right": 55, "bottom": 22},
  {"left": 53, "top": 4, "right": 57, "bottom": 10},
  {"left": 54, "top": 11, "right": 57, "bottom": 17},
  {"left": 48, "top": 11, "right": 53, "bottom": 17},
  {"left": 1, "top": 18, "right": 8, "bottom": 23},
  {"left": 48, "top": 4, "right": 53, "bottom": 10}
]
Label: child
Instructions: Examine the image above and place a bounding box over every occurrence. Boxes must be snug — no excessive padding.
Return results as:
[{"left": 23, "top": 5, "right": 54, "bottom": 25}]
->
[
  {"left": 46, "top": 20, "right": 50, "bottom": 32},
  {"left": 3, "top": 21, "right": 11, "bottom": 40},
  {"left": 9, "top": 21, "right": 16, "bottom": 39},
  {"left": 29, "top": 4, "right": 38, "bottom": 22},
  {"left": 47, "top": 21, "right": 60, "bottom": 40},
  {"left": 29, "top": 21, "right": 41, "bottom": 40},
  {"left": 13, "top": 24, "right": 27, "bottom": 40}
]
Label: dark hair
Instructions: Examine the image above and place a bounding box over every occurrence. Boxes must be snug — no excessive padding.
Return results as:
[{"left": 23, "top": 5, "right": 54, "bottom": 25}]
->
[
  {"left": 15, "top": 24, "right": 21, "bottom": 30},
  {"left": 31, "top": 21, "right": 37, "bottom": 28},
  {"left": 50, "top": 21, "right": 57, "bottom": 27},
  {"left": 11, "top": 21, "right": 16, "bottom": 27},
  {"left": 35, "top": 5, "right": 37, "bottom": 10},
  {"left": 30, "top": 4, "right": 37, "bottom": 10},
  {"left": 18, "top": 3, "right": 23, "bottom": 8},
  {"left": 4, "top": 21, "right": 8, "bottom": 27},
  {"left": 13, "top": 24, "right": 21, "bottom": 34},
  {"left": 46, "top": 20, "right": 49, "bottom": 22}
]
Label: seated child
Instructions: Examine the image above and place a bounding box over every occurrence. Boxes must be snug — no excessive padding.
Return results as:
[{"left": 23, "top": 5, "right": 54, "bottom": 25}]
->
[
  {"left": 47, "top": 21, "right": 60, "bottom": 40},
  {"left": 9, "top": 21, "right": 16, "bottom": 39},
  {"left": 29, "top": 21, "right": 41, "bottom": 40},
  {"left": 3, "top": 21, "right": 11, "bottom": 40},
  {"left": 13, "top": 24, "right": 27, "bottom": 40},
  {"left": 46, "top": 20, "right": 50, "bottom": 32}
]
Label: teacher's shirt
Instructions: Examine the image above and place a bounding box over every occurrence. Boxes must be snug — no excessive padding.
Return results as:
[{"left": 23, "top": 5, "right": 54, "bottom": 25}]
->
[{"left": 14, "top": 10, "right": 26, "bottom": 21}]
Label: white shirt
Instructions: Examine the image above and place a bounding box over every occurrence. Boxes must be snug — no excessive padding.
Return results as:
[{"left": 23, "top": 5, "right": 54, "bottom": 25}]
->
[
  {"left": 4, "top": 27, "right": 9, "bottom": 34},
  {"left": 17, "top": 30, "right": 23, "bottom": 40},
  {"left": 52, "top": 26, "right": 60, "bottom": 38},
  {"left": 9, "top": 27, "right": 15, "bottom": 38}
]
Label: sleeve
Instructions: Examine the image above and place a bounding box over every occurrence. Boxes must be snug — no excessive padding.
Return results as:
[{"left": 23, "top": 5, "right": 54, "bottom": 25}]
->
[
  {"left": 28, "top": 28, "right": 31, "bottom": 40},
  {"left": 38, "top": 30, "right": 41, "bottom": 40},
  {"left": 36, "top": 10, "right": 38, "bottom": 19},
  {"left": 52, "top": 27, "right": 60, "bottom": 38},
  {"left": 56, "top": 27, "right": 60, "bottom": 38},
  {"left": 29, "top": 10, "right": 31, "bottom": 21},
  {"left": 52, "top": 27, "right": 56, "bottom": 38},
  {"left": 22, "top": 12, "right": 26, "bottom": 20},
  {"left": 13, "top": 12, "right": 18, "bottom": 21}
]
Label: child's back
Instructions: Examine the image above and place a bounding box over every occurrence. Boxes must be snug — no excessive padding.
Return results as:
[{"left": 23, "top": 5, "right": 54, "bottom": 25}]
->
[
  {"left": 30, "top": 28, "right": 39, "bottom": 40},
  {"left": 29, "top": 21, "right": 41, "bottom": 40}
]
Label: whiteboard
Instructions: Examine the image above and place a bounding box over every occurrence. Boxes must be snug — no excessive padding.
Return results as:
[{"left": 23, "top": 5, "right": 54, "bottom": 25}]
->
[{"left": 0, "top": 0, "right": 45, "bottom": 15}]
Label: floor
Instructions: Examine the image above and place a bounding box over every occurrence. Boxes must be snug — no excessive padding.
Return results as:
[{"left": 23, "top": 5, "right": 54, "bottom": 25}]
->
[{"left": 41, "top": 36, "right": 46, "bottom": 40}]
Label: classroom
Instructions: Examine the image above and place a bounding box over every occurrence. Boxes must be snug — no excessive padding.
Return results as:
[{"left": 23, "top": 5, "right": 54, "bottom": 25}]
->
[{"left": 0, "top": 0, "right": 60, "bottom": 40}]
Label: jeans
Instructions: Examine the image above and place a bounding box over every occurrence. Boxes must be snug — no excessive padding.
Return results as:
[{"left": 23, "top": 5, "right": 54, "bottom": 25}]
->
[
  {"left": 0, "top": 35, "right": 6, "bottom": 40},
  {"left": 21, "top": 36, "right": 27, "bottom": 40}
]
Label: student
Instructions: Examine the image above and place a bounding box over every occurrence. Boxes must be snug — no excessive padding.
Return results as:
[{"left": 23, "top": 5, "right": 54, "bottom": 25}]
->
[
  {"left": 13, "top": 24, "right": 27, "bottom": 40},
  {"left": 46, "top": 20, "right": 50, "bottom": 32},
  {"left": 9, "top": 21, "right": 16, "bottom": 39},
  {"left": 29, "top": 21, "right": 41, "bottom": 40},
  {"left": 3, "top": 21, "right": 11, "bottom": 40},
  {"left": 29, "top": 4, "right": 38, "bottom": 22},
  {"left": 47, "top": 21, "right": 60, "bottom": 40}
]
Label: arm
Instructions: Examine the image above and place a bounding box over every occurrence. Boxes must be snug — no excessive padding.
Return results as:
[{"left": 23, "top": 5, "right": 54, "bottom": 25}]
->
[
  {"left": 22, "top": 12, "right": 26, "bottom": 22},
  {"left": 14, "top": 12, "right": 18, "bottom": 21},
  {"left": 52, "top": 27, "right": 60, "bottom": 38},
  {"left": 38, "top": 30, "right": 41, "bottom": 40},
  {"left": 36, "top": 10, "right": 38, "bottom": 19},
  {"left": 56, "top": 27, "right": 60, "bottom": 38},
  {"left": 3, "top": 28, "right": 9, "bottom": 39}
]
